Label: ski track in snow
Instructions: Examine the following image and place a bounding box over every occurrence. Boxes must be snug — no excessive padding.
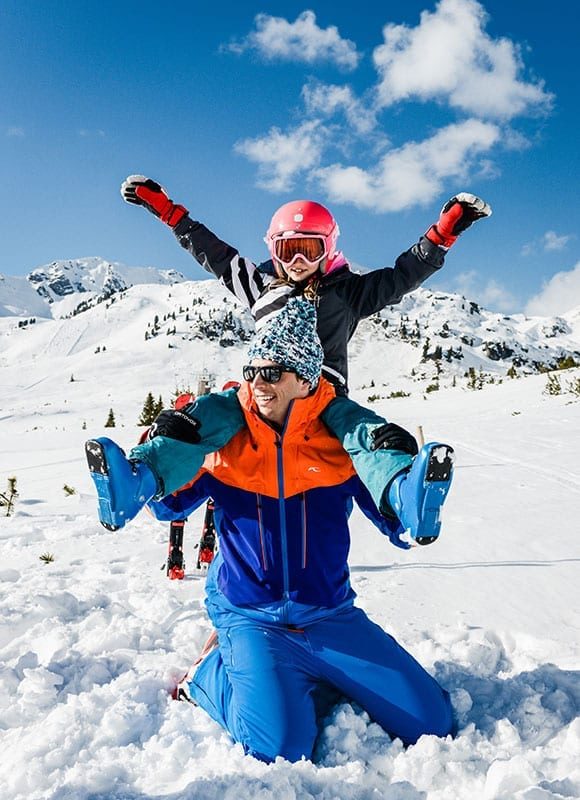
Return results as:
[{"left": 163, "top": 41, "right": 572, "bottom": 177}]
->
[
  {"left": 1, "top": 312, "right": 579, "bottom": 798},
  {"left": 454, "top": 440, "right": 580, "bottom": 493}
]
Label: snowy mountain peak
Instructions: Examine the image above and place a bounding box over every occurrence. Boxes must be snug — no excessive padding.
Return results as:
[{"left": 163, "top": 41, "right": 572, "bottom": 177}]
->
[
  {"left": 28, "top": 258, "right": 128, "bottom": 303},
  {"left": 26, "top": 257, "right": 186, "bottom": 313}
]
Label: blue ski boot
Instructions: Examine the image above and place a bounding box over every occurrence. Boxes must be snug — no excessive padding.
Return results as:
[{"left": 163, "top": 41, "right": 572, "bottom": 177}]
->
[
  {"left": 386, "top": 443, "right": 455, "bottom": 545},
  {"left": 85, "top": 438, "right": 158, "bottom": 531}
]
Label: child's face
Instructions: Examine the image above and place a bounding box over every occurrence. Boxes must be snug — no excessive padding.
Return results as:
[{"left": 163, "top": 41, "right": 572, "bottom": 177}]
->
[
  {"left": 279, "top": 257, "right": 321, "bottom": 283},
  {"left": 272, "top": 235, "right": 327, "bottom": 282}
]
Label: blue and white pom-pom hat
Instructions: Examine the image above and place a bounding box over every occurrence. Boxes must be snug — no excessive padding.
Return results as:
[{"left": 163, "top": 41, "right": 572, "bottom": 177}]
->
[{"left": 247, "top": 297, "right": 323, "bottom": 388}]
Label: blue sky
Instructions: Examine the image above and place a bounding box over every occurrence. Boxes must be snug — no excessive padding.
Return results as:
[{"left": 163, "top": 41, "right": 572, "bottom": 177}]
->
[{"left": 1, "top": 0, "right": 578, "bottom": 314}]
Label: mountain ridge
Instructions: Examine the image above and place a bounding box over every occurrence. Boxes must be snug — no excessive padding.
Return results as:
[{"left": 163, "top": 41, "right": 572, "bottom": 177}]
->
[{"left": 1, "top": 271, "right": 579, "bottom": 400}]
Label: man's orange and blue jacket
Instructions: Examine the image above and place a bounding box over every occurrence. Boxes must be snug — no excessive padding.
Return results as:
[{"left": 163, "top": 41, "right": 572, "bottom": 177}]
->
[{"left": 149, "top": 378, "right": 407, "bottom": 623}]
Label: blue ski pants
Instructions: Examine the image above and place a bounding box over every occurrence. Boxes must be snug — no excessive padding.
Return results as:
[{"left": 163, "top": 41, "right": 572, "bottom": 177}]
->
[{"left": 188, "top": 605, "right": 453, "bottom": 763}]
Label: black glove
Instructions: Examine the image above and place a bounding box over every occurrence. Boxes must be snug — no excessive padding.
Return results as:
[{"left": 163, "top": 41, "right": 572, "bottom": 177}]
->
[
  {"left": 370, "top": 423, "right": 418, "bottom": 456},
  {"left": 120, "top": 175, "right": 188, "bottom": 228},
  {"left": 148, "top": 410, "right": 201, "bottom": 444}
]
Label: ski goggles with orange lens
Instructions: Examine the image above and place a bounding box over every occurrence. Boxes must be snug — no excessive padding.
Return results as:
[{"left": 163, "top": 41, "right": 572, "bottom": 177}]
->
[
  {"left": 243, "top": 364, "right": 296, "bottom": 383},
  {"left": 272, "top": 234, "right": 327, "bottom": 267}
]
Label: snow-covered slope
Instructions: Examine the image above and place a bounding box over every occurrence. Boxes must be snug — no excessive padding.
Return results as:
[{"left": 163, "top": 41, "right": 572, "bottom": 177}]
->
[
  {"left": 0, "top": 273, "right": 53, "bottom": 319},
  {"left": 1, "top": 275, "right": 579, "bottom": 800}
]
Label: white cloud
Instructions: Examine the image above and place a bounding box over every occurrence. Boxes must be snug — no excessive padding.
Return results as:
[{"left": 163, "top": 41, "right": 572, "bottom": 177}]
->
[
  {"left": 526, "top": 262, "right": 580, "bottom": 316},
  {"left": 302, "top": 82, "right": 378, "bottom": 136},
  {"left": 479, "top": 280, "right": 517, "bottom": 312},
  {"left": 225, "top": 11, "right": 361, "bottom": 70},
  {"left": 501, "top": 128, "right": 533, "bottom": 151},
  {"left": 543, "top": 231, "right": 572, "bottom": 252},
  {"left": 231, "top": 3, "right": 551, "bottom": 217},
  {"left": 6, "top": 127, "right": 25, "bottom": 137},
  {"left": 474, "top": 158, "right": 501, "bottom": 180},
  {"left": 78, "top": 129, "right": 106, "bottom": 138},
  {"left": 234, "top": 120, "right": 328, "bottom": 192},
  {"left": 449, "top": 270, "right": 517, "bottom": 312},
  {"left": 315, "top": 118, "right": 499, "bottom": 212},
  {"left": 521, "top": 230, "right": 573, "bottom": 256},
  {"left": 372, "top": 0, "right": 552, "bottom": 119}
]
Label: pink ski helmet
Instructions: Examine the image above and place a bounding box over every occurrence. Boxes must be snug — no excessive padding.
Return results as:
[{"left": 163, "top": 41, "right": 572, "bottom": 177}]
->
[{"left": 265, "top": 200, "right": 340, "bottom": 277}]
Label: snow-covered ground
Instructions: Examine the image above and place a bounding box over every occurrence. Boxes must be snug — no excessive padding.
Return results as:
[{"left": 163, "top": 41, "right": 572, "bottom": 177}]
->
[{"left": 1, "top": 280, "right": 579, "bottom": 799}]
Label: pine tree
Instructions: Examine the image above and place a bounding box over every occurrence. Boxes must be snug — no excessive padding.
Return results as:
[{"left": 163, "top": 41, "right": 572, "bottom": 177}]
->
[
  {"left": 544, "top": 374, "right": 562, "bottom": 396},
  {"left": 104, "top": 408, "right": 116, "bottom": 427},
  {"left": 138, "top": 392, "right": 157, "bottom": 426},
  {"left": 153, "top": 395, "right": 164, "bottom": 417},
  {"left": 557, "top": 355, "right": 578, "bottom": 370},
  {"left": 0, "top": 477, "right": 18, "bottom": 516},
  {"left": 467, "top": 367, "right": 478, "bottom": 390}
]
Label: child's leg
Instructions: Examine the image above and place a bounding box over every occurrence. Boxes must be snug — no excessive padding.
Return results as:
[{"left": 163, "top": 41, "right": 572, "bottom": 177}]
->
[
  {"left": 387, "top": 443, "right": 455, "bottom": 544},
  {"left": 85, "top": 438, "right": 158, "bottom": 530},
  {"left": 129, "top": 390, "right": 245, "bottom": 496},
  {"left": 321, "top": 396, "right": 413, "bottom": 511}
]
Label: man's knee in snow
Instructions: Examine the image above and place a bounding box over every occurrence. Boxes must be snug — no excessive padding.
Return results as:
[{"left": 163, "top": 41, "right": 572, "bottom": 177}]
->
[{"left": 240, "top": 720, "right": 317, "bottom": 763}]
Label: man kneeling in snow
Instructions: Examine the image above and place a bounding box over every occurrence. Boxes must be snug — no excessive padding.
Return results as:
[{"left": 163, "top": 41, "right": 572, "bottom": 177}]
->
[{"left": 86, "top": 298, "right": 454, "bottom": 762}]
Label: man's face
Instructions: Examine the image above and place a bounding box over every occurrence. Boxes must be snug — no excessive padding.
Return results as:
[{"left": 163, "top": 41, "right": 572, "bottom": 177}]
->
[{"left": 248, "top": 359, "right": 310, "bottom": 425}]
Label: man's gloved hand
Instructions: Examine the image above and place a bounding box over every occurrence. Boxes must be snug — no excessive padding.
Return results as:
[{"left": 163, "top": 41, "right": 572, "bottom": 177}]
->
[
  {"left": 120, "top": 175, "right": 188, "bottom": 228},
  {"left": 425, "top": 192, "right": 492, "bottom": 249},
  {"left": 370, "top": 423, "right": 418, "bottom": 456},
  {"left": 148, "top": 409, "right": 201, "bottom": 444}
]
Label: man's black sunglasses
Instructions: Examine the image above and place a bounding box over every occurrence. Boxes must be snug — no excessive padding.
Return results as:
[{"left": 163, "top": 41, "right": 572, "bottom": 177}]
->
[{"left": 242, "top": 365, "right": 296, "bottom": 384}]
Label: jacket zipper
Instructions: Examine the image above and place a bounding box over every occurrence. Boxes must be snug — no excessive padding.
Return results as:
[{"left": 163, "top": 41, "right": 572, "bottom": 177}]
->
[
  {"left": 275, "top": 408, "right": 292, "bottom": 608},
  {"left": 255, "top": 493, "right": 269, "bottom": 571},
  {"left": 301, "top": 492, "right": 307, "bottom": 569}
]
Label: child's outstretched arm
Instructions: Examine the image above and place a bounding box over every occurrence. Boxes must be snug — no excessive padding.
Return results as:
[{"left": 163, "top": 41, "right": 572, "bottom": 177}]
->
[
  {"left": 120, "top": 175, "right": 269, "bottom": 311},
  {"left": 342, "top": 193, "right": 491, "bottom": 319}
]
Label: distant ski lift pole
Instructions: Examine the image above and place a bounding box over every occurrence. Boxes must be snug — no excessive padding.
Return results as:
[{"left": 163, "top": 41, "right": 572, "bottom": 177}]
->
[
  {"left": 196, "top": 369, "right": 216, "bottom": 397},
  {"left": 416, "top": 426, "right": 425, "bottom": 448}
]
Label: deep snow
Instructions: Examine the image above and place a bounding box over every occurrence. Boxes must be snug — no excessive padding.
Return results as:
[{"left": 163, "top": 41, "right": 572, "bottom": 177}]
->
[{"left": 0, "top": 280, "right": 579, "bottom": 799}]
